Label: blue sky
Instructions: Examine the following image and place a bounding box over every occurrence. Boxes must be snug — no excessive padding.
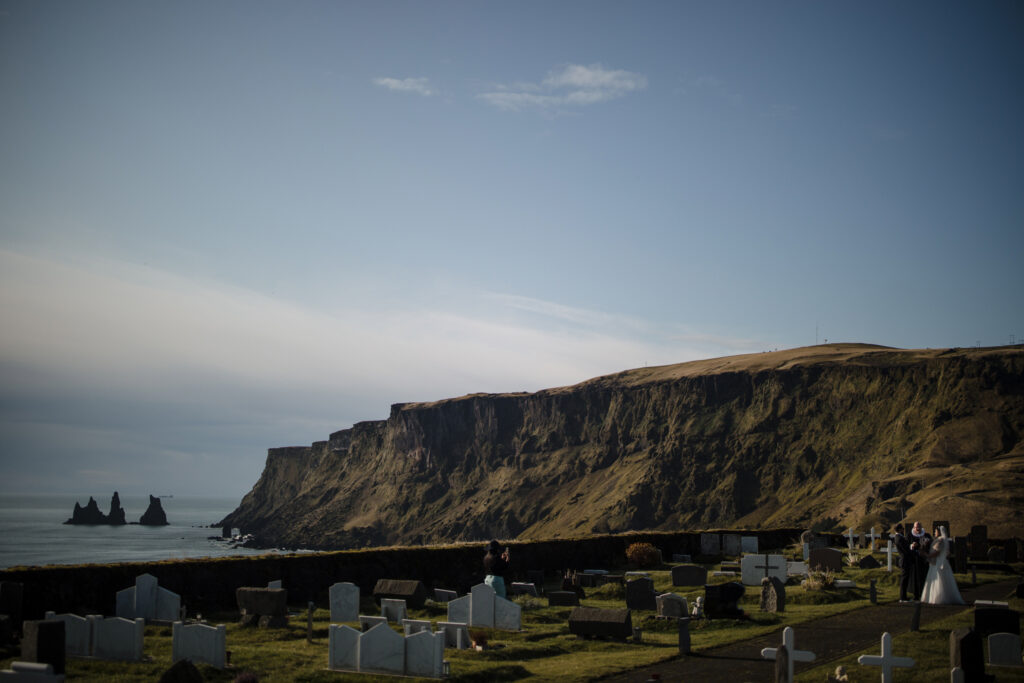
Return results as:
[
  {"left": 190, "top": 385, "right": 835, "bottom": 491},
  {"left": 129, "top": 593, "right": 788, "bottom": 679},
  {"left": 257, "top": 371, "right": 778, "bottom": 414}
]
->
[{"left": 1, "top": 2, "right": 1021, "bottom": 498}]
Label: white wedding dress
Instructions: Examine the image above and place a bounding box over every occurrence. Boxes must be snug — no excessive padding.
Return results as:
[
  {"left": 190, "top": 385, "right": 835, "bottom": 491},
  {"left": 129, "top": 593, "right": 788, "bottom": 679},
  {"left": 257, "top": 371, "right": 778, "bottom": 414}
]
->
[{"left": 921, "top": 528, "right": 964, "bottom": 605}]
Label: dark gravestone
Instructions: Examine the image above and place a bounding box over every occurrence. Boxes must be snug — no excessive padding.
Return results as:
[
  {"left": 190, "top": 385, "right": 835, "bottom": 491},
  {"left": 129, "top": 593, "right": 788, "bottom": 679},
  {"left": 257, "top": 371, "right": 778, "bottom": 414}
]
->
[
  {"left": 950, "top": 627, "right": 990, "bottom": 683},
  {"left": 0, "top": 581, "right": 24, "bottom": 633},
  {"left": 561, "top": 575, "right": 586, "bottom": 598},
  {"left": 969, "top": 525, "right": 988, "bottom": 560},
  {"left": 1004, "top": 540, "right": 1019, "bottom": 563},
  {"left": 547, "top": 591, "right": 580, "bottom": 607},
  {"left": 759, "top": 576, "right": 785, "bottom": 613},
  {"left": 567, "top": 607, "right": 632, "bottom": 640},
  {"left": 974, "top": 607, "right": 1020, "bottom": 637},
  {"left": 704, "top": 582, "right": 745, "bottom": 619},
  {"left": 625, "top": 577, "right": 657, "bottom": 611},
  {"left": 21, "top": 619, "right": 65, "bottom": 675},
  {"left": 857, "top": 554, "right": 881, "bottom": 569},
  {"left": 953, "top": 537, "right": 968, "bottom": 573},
  {"left": 527, "top": 570, "right": 545, "bottom": 594},
  {"left": 236, "top": 587, "right": 288, "bottom": 628},
  {"left": 678, "top": 617, "right": 691, "bottom": 654},
  {"left": 986, "top": 546, "right": 1005, "bottom": 562},
  {"left": 578, "top": 573, "right": 599, "bottom": 588},
  {"left": 808, "top": 547, "right": 843, "bottom": 572},
  {"left": 372, "top": 579, "right": 428, "bottom": 609},
  {"left": 672, "top": 565, "right": 708, "bottom": 587}
]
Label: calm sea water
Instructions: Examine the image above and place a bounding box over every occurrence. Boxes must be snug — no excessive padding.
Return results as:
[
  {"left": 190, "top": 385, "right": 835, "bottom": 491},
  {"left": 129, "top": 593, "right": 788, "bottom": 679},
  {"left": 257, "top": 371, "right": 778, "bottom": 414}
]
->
[{"left": 0, "top": 493, "right": 285, "bottom": 569}]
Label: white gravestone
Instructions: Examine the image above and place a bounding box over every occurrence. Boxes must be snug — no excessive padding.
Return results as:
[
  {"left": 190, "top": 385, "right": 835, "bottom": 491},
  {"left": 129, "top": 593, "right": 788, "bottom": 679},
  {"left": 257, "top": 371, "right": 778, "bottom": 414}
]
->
[
  {"left": 740, "top": 554, "right": 787, "bottom": 586},
  {"left": 786, "top": 561, "right": 809, "bottom": 577},
  {"left": 845, "top": 528, "right": 857, "bottom": 550},
  {"left": 328, "top": 624, "right": 361, "bottom": 672},
  {"left": 857, "top": 631, "right": 915, "bottom": 682},
  {"left": 761, "top": 626, "right": 816, "bottom": 683},
  {"left": 267, "top": 580, "right": 282, "bottom": 589},
  {"left": 741, "top": 536, "right": 759, "bottom": 554},
  {"left": 405, "top": 630, "right": 445, "bottom": 678},
  {"left": 359, "top": 623, "right": 405, "bottom": 676},
  {"left": 0, "top": 661, "right": 65, "bottom": 682},
  {"left": 329, "top": 582, "right": 359, "bottom": 623},
  {"left": 987, "top": 632, "right": 1023, "bottom": 667},
  {"left": 470, "top": 584, "right": 495, "bottom": 628},
  {"left": 886, "top": 540, "right": 895, "bottom": 572},
  {"left": 510, "top": 582, "right": 538, "bottom": 597},
  {"left": 437, "top": 622, "right": 470, "bottom": 649},
  {"left": 446, "top": 595, "right": 469, "bottom": 625},
  {"left": 89, "top": 616, "right": 144, "bottom": 661},
  {"left": 402, "top": 619, "right": 432, "bottom": 636},
  {"left": 359, "top": 615, "right": 388, "bottom": 632},
  {"left": 656, "top": 593, "right": 688, "bottom": 619},
  {"left": 43, "top": 612, "right": 92, "bottom": 657},
  {"left": 494, "top": 595, "right": 522, "bottom": 631},
  {"left": 381, "top": 598, "right": 407, "bottom": 623},
  {"left": 172, "top": 622, "right": 226, "bottom": 669},
  {"left": 433, "top": 589, "right": 457, "bottom": 603},
  {"left": 114, "top": 573, "right": 180, "bottom": 622}
]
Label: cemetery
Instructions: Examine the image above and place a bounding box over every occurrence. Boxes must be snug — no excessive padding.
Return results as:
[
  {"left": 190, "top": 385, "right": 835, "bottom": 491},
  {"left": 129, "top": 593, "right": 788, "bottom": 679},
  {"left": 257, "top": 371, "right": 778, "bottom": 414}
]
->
[{"left": 0, "top": 532, "right": 1020, "bottom": 681}]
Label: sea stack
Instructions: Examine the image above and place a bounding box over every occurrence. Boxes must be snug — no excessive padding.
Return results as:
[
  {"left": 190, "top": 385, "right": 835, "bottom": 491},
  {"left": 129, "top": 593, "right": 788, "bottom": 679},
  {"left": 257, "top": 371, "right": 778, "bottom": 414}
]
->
[
  {"left": 64, "top": 496, "right": 107, "bottom": 524},
  {"left": 139, "top": 495, "right": 169, "bottom": 525},
  {"left": 106, "top": 491, "right": 127, "bottom": 525}
]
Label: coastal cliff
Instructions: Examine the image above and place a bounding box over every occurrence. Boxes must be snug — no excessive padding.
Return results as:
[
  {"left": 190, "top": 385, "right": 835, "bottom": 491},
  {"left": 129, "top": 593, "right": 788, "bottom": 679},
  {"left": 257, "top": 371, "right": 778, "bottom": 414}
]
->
[{"left": 221, "top": 344, "right": 1024, "bottom": 548}]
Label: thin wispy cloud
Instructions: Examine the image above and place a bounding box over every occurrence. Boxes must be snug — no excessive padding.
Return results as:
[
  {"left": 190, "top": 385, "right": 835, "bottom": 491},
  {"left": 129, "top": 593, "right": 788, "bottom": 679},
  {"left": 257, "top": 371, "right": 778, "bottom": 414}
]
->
[
  {"left": 373, "top": 77, "right": 436, "bottom": 96},
  {"left": 479, "top": 63, "right": 647, "bottom": 111}
]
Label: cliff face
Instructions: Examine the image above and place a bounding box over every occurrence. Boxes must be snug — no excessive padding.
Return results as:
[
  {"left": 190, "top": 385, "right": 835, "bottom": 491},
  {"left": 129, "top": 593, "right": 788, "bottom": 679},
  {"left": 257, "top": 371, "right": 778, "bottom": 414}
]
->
[{"left": 221, "top": 344, "right": 1024, "bottom": 547}]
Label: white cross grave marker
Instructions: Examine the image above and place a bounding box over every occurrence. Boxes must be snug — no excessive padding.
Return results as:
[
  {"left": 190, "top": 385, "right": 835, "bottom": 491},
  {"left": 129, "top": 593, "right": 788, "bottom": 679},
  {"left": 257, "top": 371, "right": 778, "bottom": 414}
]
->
[
  {"left": 761, "top": 626, "right": 816, "bottom": 683},
  {"left": 868, "top": 527, "right": 877, "bottom": 549},
  {"left": 886, "top": 540, "right": 895, "bottom": 573},
  {"left": 857, "top": 631, "right": 915, "bottom": 682},
  {"left": 846, "top": 527, "right": 856, "bottom": 550}
]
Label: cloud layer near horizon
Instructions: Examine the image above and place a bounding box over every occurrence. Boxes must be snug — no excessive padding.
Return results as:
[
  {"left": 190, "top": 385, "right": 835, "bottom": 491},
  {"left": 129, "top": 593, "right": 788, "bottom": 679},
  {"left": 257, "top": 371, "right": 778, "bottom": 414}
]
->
[{"left": 0, "top": 249, "right": 753, "bottom": 496}]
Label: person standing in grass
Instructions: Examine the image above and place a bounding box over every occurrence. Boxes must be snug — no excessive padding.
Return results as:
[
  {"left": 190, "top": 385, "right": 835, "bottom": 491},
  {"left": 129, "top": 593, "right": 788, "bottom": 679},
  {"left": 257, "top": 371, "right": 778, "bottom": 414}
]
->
[{"left": 483, "top": 539, "right": 511, "bottom": 598}]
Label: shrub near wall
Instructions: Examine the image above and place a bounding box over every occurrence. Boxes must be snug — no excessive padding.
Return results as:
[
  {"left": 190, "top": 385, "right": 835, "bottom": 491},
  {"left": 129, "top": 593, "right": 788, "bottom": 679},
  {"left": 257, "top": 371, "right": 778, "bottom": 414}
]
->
[{"left": 0, "top": 528, "right": 801, "bottom": 618}]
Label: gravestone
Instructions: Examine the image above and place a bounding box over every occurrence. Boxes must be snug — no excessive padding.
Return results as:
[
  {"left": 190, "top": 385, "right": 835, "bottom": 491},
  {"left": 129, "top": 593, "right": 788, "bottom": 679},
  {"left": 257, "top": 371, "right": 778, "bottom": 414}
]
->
[
  {"left": 740, "top": 554, "right": 787, "bottom": 586},
  {"left": 433, "top": 589, "right": 457, "bottom": 603},
  {"left": 567, "top": 607, "right": 632, "bottom": 640},
  {"left": 494, "top": 594, "right": 522, "bottom": 631},
  {"left": 380, "top": 598, "right": 407, "bottom": 623},
  {"left": 857, "top": 631, "right": 915, "bottom": 680},
  {"left": 359, "top": 615, "right": 388, "bottom": 632},
  {"left": 236, "top": 587, "right": 287, "bottom": 628},
  {"left": 703, "top": 582, "right": 745, "bottom": 619},
  {"left": 437, "top": 622, "right": 470, "bottom": 649},
  {"left": 0, "top": 662, "right": 64, "bottom": 681},
  {"left": 404, "top": 630, "right": 445, "bottom": 678},
  {"left": 267, "top": 580, "right": 282, "bottom": 589},
  {"left": 656, "top": 593, "right": 688, "bottom": 619},
  {"left": 470, "top": 584, "right": 495, "bottom": 628},
  {"left": 401, "top": 619, "right": 432, "bottom": 636},
  {"left": 0, "top": 582, "right": 24, "bottom": 633},
  {"left": 987, "top": 632, "right": 1023, "bottom": 667},
  {"left": 969, "top": 526, "right": 988, "bottom": 560},
  {"left": 446, "top": 584, "right": 519, "bottom": 630},
  {"left": 329, "top": 582, "right": 359, "bottom": 623},
  {"left": 672, "top": 554, "right": 692, "bottom": 563},
  {"left": 625, "top": 577, "right": 657, "bottom": 611},
  {"left": 949, "top": 627, "right": 986, "bottom": 683},
  {"left": 987, "top": 546, "right": 1005, "bottom": 562},
  {"left": 953, "top": 537, "right": 969, "bottom": 573},
  {"left": 722, "top": 534, "right": 742, "bottom": 557},
  {"left": 90, "top": 616, "right": 144, "bottom": 661},
  {"left": 834, "top": 579, "right": 856, "bottom": 589},
  {"left": 741, "top": 536, "right": 759, "bottom": 554},
  {"left": 446, "top": 595, "right": 469, "bottom": 625},
  {"left": 42, "top": 612, "right": 90, "bottom": 658},
  {"left": 509, "top": 582, "right": 538, "bottom": 597},
  {"left": 808, "top": 547, "right": 843, "bottom": 573},
  {"left": 547, "top": 591, "right": 580, "bottom": 607},
  {"left": 857, "top": 554, "right": 881, "bottom": 569},
  {"left": 974, "top": 607, "right": 1020, "bottom": 637},
  {"left": 526, "top": 570, "right": 545, "bottom": 593},
  {"left": 672, "top": 565, "right": 707, "bottom": 587},
  {"left": 786, "top": 561, "right": 809, "bottom": 577},
  {"left": 700, "top": 533, "right": 721, "bottom": 556},
  {"left": 761, "top": 626, "right": 815, "bottom": 683},
  {"left": 172, "top": 622, "right": 226, "bottom": 669},
  {"left": 21, "top": 620, "right": 65, "bottom": 675},
  {"left": 115, "top": 573, "right": 180, "bottom": 622},
  {"left": 759, "top": 576, "right": 786, "bottom": 613},
  {"left": 359, "top": 623, "right": 405, "bottom": 675},
  {"left": 373, "top": 579, "right": 428, "bottom": 609},
  {"left": 327, "top": 624, "right": 360, "bottom": 671}
]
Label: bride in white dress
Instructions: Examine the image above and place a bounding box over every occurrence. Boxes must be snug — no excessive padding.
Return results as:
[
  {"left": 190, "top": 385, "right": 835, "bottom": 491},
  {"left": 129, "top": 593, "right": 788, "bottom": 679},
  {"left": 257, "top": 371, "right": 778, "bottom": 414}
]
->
[{"left": 921, "top": 526, "right": 965, "bottom": 605}]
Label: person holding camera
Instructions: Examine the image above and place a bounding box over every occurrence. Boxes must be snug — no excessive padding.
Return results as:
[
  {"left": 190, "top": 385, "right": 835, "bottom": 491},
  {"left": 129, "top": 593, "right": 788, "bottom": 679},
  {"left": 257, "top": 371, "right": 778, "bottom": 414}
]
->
[{"left": 483, "top": 539, "right": 511, "bottom": 598}]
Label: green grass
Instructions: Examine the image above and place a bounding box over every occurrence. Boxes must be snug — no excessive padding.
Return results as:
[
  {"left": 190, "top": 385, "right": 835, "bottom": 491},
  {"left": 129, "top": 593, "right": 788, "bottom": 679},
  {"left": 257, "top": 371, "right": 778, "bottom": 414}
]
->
[{"left": 2, "top": 558, "right": 1018, "bottom": 681}]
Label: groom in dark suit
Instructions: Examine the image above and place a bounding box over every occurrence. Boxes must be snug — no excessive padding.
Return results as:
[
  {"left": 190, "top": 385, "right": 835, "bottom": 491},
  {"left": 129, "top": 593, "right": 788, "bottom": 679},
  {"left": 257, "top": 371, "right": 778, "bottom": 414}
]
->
[{"left": 893, "top": 523, "right": 923, "bottom": 601}]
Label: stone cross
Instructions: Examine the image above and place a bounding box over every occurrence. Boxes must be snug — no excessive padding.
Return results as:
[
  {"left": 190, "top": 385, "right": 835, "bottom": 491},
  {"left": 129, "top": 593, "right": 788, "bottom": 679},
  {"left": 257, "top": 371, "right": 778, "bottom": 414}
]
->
[
  {"left": 755, "top": 554, "right": 772, "bottom": 579},
  {"left": 868, "top": 527, "right": 877, "bottom": 549},
  {"left": 857, "top": 632, "right": 915, "bottom": 682},
  {"left": 761, "top": 626, "right": 816, "bottom": 683},
  {"left": 886, "top": 540, "right": 895, "bottom": 572},
  {"left": 845, "top": 527, "right": 856, "bottom": 550}
]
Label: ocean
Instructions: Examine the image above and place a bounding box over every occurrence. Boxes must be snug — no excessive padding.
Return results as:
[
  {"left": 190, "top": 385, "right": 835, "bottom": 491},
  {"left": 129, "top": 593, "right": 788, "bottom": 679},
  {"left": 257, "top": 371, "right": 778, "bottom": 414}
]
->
[{"left": 0, "top": 493, "right": 285, "bottom": 569}]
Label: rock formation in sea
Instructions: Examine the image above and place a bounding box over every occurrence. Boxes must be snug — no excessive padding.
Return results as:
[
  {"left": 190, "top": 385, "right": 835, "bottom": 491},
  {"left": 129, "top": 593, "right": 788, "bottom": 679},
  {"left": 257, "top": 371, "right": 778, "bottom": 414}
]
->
[
  {"left": 139, "top": 495, "right": 169, "bottom": 525},
  {"left": 106, "top": 491, "right": 127, "bottom": 525},
  {"left": 64, "top": 496, "right": 108, "bottom": 524}
]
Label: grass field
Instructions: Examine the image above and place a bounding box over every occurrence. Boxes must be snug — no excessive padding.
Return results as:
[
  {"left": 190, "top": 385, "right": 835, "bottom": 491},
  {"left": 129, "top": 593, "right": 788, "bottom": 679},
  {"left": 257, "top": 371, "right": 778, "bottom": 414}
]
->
[{"left": 2, "top": 550, "right": 1020, "bottom": 681}]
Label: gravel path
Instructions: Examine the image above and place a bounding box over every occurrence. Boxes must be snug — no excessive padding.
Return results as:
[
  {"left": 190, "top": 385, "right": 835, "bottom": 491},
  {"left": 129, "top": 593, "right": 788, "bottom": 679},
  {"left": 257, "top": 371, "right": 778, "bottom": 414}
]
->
[{"left": 601, "top": 577, "right": 1020, "bottom": 682}]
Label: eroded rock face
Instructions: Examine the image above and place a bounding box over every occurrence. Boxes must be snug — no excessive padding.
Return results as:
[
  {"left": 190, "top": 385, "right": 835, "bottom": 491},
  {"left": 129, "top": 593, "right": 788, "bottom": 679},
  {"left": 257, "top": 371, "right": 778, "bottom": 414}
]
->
[
  {"left": 64, "top": 496, "right": 107, "bottom": 525},
  {"left": 107, "top": 492, "right": 126, "bottom": 525},
  {"left": 139, "top": 495, "right": 169, "bottom": 525},
  {"left": 220, "top": 344, "right": 1024, "bottom": 548}
]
